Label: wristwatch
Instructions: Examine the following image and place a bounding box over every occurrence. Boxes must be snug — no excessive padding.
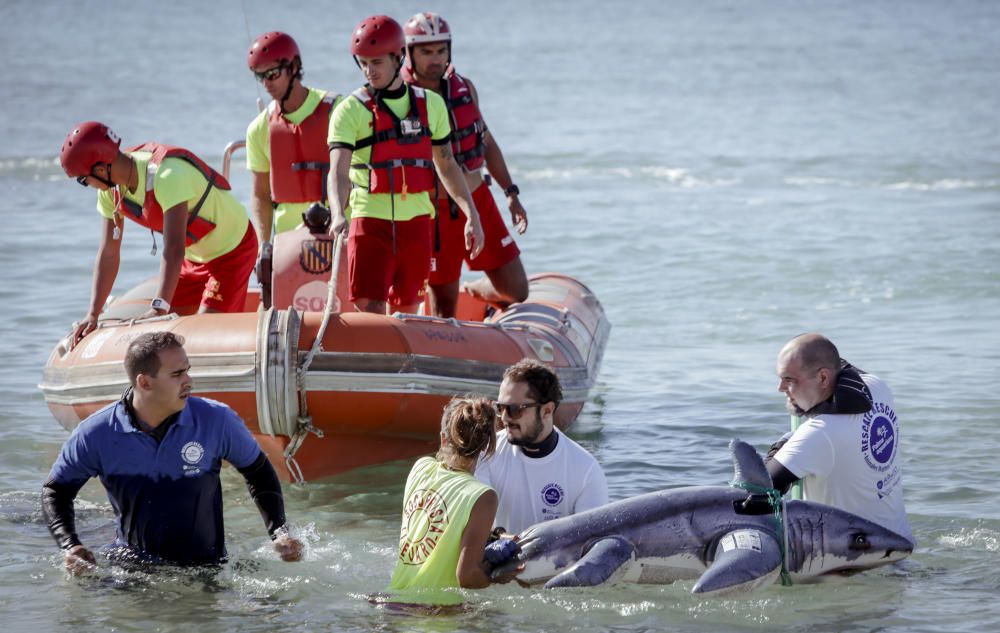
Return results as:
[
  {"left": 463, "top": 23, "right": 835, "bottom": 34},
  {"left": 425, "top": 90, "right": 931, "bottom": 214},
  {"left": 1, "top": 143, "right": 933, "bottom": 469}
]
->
[
  {"left": 150, "top": 297, "right": 170, "bottom": 313},
  {"left": 503, "top": 184, "right": 520, "bottom": 197}
]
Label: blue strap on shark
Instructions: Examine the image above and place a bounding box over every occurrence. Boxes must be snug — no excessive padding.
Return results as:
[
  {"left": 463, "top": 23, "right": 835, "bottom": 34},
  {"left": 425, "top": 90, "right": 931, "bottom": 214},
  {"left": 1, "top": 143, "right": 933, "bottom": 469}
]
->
[
  {"left": 484, "top": 538, "right": 521, "bottom": 568},
  {"left": 729, "top": 480, "right": 793, "bottom": 586}
]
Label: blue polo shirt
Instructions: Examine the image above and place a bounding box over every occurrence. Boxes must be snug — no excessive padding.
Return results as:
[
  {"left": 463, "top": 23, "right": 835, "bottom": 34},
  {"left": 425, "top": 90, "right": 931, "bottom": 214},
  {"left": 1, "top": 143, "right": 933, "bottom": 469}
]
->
[{"left": 48, "top": 396, "right": 262, "bottom": 565}]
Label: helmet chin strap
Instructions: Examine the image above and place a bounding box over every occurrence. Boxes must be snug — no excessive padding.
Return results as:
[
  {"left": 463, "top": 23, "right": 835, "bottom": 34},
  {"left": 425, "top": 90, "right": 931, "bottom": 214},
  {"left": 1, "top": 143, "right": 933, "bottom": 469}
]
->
[
  {"left": 90, "top": 162, "right": 115, "bottom": 189},
  {"left": 389, "top": 55, "right": 403, "bottom": 87},
  {"left": 278, "top": 61, "right": 298, "bottom": 114}
]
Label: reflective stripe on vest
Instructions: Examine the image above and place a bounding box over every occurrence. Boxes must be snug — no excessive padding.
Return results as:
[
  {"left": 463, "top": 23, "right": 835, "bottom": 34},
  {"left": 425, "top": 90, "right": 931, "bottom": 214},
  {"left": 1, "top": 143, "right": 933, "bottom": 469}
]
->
[
  {"left": 268, "top": 93, "right": 339, "bottom": 203},
  {"left": 349, "top": 85, "right": 435, "bottom": 195},
  {"left": 114, "top": 143, "right": 230, "bottom": 246}
]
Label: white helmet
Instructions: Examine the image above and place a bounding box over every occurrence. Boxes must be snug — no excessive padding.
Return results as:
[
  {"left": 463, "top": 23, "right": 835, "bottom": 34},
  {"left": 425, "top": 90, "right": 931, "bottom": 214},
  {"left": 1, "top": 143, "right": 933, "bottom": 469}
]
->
[{"left": 404, "top": 12, "right": 452, "bottom": 46}]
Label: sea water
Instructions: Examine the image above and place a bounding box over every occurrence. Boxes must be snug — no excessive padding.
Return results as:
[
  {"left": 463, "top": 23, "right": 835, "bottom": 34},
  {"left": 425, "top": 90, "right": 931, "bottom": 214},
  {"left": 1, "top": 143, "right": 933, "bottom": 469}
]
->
[{"left": 1, "top": 1, "right": 998, "bottom": 631}]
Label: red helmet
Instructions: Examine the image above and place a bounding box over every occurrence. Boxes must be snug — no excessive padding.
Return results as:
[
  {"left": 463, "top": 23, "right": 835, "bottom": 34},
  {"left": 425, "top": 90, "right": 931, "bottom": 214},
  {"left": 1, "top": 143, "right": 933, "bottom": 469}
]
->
[
  {"left": 351, "top": 15, "right": 405, "bottom": 58},
  {"left": 248, "top": 31, "right": 300, "bottom": 70},
  {"left": 404, "top": 12, "right": 452, "bottom": 46},
  {"left": 60, "top": 121, "right": 121, "bottom": 178}
]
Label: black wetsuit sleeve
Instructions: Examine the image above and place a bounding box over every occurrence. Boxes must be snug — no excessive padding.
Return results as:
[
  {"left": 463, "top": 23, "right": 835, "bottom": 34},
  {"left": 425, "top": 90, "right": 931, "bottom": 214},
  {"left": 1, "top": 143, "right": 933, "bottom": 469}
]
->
[
  {"left": 328, "top": 141, "right": 355, "bottom": 151},
  {"left": 237, "top": 453, "right": 287, "bottom": 538},
  {"left": 764, "top": 434, "right": 791, "bottom": 463},
  {"left": 766, "top": 460, "right": 800, "bottom": 496},
  {"left": 41, "top": 479, "right": 86, "bottom": 551}
]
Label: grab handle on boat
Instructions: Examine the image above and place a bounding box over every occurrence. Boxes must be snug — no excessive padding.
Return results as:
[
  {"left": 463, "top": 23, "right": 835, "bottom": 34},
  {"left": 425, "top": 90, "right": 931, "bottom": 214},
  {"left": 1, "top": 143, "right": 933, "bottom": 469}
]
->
[
  {"left": 221, "top": 140, "right": 246, "bottom": 181},
  {"left": 391, "top": 313, "right": 462, "bottom": 327}
]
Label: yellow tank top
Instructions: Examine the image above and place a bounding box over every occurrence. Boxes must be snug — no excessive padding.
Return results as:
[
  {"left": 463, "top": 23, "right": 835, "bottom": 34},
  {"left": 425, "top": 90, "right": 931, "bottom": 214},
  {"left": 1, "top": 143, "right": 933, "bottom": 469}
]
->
[{"left": 388, "top": 456, "right": 492, "bottom": 605}]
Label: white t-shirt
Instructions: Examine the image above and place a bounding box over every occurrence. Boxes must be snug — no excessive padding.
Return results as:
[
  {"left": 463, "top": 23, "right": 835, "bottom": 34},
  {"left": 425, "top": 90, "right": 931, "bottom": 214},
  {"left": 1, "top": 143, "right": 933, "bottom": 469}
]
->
[
  {"left": 775, "top": 373, "right": 915, "bottom": 543},
  {"left": 474, "top": 428, "right": 609, "bottom": 534}
]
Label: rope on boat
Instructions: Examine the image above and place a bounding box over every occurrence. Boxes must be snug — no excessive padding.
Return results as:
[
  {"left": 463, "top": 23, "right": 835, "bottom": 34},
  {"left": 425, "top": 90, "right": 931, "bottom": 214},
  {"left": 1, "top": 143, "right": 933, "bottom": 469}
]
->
[
  {"left": 299, "top": 231, "right": 344, "bottom": 376},
  {"left": 284, "top": 231, "right": 344, "bottom": 483},
  {"left": 729, "top": 480, "right": 793, "bottom": 586}
]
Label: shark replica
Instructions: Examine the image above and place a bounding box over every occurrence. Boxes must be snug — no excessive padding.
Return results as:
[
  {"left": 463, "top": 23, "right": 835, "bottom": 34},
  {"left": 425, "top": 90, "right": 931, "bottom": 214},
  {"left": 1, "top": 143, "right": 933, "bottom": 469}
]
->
[{"left": 496, "top": 439, "right": 913, "bottom": 597}]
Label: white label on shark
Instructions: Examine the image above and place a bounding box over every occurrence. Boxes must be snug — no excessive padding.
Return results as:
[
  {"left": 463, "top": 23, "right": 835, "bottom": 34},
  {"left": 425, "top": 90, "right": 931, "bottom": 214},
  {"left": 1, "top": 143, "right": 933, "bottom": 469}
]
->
[{"left": 720, "top": 529, "right": 763, "bottom": 553}]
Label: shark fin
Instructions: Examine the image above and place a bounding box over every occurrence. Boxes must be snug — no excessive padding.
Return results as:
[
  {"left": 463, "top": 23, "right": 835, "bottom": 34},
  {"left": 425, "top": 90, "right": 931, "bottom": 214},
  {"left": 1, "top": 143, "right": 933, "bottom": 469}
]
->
[
  {"left": 543, "top": 536, "right": 636, "bottom": 588},
  {"left": 730, "top": 438, "right": 773, "bottom": 489},
  {"left": 692, "top": 528, "right": 782, "bottom": 596}
]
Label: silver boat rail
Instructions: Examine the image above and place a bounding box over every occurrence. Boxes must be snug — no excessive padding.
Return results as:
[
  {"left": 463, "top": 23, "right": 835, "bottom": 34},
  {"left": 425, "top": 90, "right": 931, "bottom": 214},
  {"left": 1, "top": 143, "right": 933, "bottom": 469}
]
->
[{"left": 221, "top": 139, "right": 246, "bottom": 181}]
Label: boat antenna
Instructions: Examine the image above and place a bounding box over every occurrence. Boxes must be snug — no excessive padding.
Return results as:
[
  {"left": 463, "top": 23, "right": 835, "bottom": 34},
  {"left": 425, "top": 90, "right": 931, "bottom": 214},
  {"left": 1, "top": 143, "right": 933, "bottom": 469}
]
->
[{"left": 241, "top": 0, "right": 266, "bottom": 112}]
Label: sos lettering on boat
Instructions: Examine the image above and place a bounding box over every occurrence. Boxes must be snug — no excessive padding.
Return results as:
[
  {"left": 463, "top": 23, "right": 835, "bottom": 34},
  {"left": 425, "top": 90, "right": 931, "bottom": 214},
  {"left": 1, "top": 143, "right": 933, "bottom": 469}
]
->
[
  {"left": 399, "top": 488, "right": 449, "bottom": 565},
  {"left": 541, "top": 483, "right": 564, "bottom": 507},
  {"left": 861, "top": 401, "right": 898, "bottom": 472},
  {"left": 300, "top": 240, "right": 333, "bottom": 274}
]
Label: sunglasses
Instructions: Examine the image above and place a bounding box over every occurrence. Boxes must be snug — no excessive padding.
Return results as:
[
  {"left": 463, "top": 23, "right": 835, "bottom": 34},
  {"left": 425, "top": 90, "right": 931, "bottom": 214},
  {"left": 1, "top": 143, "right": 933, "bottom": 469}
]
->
[
  {"left": 254, "top": 64, "right": 287, "bottom": 82},
  {"left": 494, "top": 401, "right": 542, "bottom": 418}
]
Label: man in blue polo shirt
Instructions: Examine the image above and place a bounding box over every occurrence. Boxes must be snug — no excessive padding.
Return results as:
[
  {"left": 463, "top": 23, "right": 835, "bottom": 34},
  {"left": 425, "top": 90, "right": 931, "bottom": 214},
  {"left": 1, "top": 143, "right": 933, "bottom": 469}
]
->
[{"left": 42, "top": 331, "right": 304, "bottom": 573}]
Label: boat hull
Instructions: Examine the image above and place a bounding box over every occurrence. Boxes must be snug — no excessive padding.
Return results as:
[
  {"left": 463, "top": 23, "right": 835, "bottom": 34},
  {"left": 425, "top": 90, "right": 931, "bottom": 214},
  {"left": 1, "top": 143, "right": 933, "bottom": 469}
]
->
[{"left": 40, "top": 274, "right": 610, "bottom": 481}]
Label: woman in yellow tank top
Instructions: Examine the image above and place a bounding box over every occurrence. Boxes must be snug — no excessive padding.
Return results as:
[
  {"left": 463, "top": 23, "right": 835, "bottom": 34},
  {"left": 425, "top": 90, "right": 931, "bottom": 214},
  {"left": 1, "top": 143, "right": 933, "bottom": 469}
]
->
[{"left": 383, "top": 397, "right": 523, "bottom": 607}]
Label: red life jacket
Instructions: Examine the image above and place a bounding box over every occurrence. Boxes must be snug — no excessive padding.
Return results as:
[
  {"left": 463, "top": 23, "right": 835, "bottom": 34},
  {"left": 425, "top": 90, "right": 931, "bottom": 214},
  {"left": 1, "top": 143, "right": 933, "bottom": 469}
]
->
[
  {"left": 268, "top": 93, "right": 338, "bottom": 203},
  {"left": 401, "top": 66, "right": 486, "bottom": 172},
  {"left": 115, "top": 143, "right": 231, "bottom": 245},
  {"left": 350, "top": 85, "right": 435, "bottom": 196},
  {"left": 440, "top": 71, "right": 486, "bottom": 172}
]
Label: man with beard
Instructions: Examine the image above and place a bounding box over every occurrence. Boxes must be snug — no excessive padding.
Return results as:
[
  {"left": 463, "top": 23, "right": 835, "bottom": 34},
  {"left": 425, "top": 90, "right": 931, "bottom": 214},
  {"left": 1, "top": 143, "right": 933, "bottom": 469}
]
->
[
  {"left": 765, "top": 333, "right": 915, "bottom": 543},
  {"left": 474, "top": 359, "right": 608, "bottom": 534},
  {"left": 327, "top": 15, "right": 483, "bottom": 315},
  {"left": 42, "top": 332, "right": 304, "bottom": 573},
  {"left": 402, "top": 12, "right": 528, "bottom": 317}
]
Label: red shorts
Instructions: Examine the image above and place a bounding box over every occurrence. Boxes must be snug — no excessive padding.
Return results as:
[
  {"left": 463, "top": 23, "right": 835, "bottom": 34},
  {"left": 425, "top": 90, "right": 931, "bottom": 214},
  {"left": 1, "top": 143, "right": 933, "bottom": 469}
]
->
[
  {"left": 171, "top": 224, "right": 257, "bottom": 313},
  {"left": 428, "top": 182, "right": 520, "bottom": 286},
  {"left": 348, "top": 215, "right": 431, "bottom": 306}
]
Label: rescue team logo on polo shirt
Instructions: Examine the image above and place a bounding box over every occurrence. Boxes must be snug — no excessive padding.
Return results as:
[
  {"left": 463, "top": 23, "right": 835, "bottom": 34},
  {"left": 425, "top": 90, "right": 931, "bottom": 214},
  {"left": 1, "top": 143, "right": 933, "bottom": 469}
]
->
[
  {"left": 399, "top": 488, "right": 449, "bottom": 565},
  {"left": 181, "top": 441, "right": 205, "bottom": 477}
]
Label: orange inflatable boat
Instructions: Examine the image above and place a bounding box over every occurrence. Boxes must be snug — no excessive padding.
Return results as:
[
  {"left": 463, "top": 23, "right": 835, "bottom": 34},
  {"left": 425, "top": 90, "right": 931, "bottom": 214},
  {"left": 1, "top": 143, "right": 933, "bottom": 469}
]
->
[{"left": 39, "top": 229, "right": 610, "bottom": 482}]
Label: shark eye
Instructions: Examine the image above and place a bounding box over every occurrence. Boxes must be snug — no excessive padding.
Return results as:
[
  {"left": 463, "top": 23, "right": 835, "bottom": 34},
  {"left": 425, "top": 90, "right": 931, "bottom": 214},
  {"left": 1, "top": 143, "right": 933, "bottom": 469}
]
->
[{"left": 850, "top": 534, "right": 871, "bottom": 550}]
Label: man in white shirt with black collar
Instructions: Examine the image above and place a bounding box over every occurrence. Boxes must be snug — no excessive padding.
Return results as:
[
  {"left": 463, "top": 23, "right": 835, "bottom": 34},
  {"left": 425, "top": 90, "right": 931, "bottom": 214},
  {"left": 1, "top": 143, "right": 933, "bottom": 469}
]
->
[
  {"left": 766, "top": 332, "right": 915, "bottom": 544},
  {"left": 475, "top": 359, "right": 608, "bottom": 534}
]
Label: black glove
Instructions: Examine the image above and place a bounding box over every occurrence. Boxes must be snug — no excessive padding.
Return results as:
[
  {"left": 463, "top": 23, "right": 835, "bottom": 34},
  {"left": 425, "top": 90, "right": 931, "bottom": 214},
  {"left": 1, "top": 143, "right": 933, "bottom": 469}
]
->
[
  {"left": 765, "top": 437, "right": 789, "bottom": 463},
  {"left": 255, "top": 242, "right": 273, "bottom": 285},
  {"left": 255, "top": 242, "right": 273, "bottom": 309}
]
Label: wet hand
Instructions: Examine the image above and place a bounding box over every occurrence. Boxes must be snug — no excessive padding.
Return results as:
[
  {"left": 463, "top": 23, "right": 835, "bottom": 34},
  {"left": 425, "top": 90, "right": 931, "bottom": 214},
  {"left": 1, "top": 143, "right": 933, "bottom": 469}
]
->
[
  {"left": 491, "top": 562, "right": 525, "bottom": 585},
  {"left": 64, "top": 544, "right": 97, "bottom": 576},
  {"left": 274, "top": 533, "right": 305, "bottom": 562},
  {"left": 484, "top": 537, "right": 522, "bottom": 584}
]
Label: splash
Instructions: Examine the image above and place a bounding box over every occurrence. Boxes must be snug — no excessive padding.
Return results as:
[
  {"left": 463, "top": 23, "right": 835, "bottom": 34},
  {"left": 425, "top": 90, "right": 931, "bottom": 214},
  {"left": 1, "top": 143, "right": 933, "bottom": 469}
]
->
[{"left": 938, "top": 527, "right": 1000, "bottom": 552}]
